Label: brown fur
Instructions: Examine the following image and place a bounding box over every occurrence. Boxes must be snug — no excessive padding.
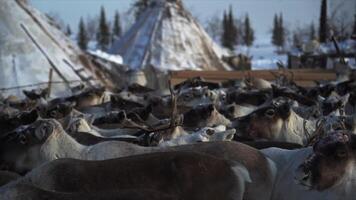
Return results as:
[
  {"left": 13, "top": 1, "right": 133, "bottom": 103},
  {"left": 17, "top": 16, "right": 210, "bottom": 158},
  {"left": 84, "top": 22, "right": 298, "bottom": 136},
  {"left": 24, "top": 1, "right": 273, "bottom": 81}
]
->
[
  {"left": 161, "top": 142, "right": 275, "bottom": 199},
  {"left": 0, "top": 184, "right": 178, "bottom": 200},
  {"left": 0, "top": 171, "right": 20, "bottom": 187},
  {"left": 13, "top": 152, "right": 241, "bottom": 200}
]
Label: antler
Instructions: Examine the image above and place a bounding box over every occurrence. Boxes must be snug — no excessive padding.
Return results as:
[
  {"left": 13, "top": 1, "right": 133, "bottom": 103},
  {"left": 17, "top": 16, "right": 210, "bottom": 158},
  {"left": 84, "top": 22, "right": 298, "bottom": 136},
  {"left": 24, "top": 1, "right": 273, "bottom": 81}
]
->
[{"left": 169, "top": 79, "right": 180, "bottom": 132}]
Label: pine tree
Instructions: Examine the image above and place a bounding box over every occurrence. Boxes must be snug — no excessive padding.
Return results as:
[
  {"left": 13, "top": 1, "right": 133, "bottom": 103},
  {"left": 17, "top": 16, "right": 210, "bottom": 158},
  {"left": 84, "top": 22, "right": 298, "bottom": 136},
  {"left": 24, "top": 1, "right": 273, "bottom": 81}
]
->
[
  {"left": 97, "top": 6, "right": 111, "bottom": 51},
  {"left": 310, "top": 22, "right": 316, "bottom": 40},
  {"left": 278, "top": 13, "right": 285, "bottom": 50},
  {"left": 272, "top": 14, "right": 279, "bottom": 47},
  {"left": 221, "top": 11, "right": 230, "bottom": 49},
  {"left": 227, "top": 5, "right": 238, "bottom": 49},
  {"left": 272, "top": 13, "right": 286, "bottom": 51},
  {"left": 77, "top": 18, "right": 88, "bottom": 50},
  {"left": 319, "top": 0, "right": 328, "bottom": 43},
  {"left": 243, "top": 14, "right": 254, "bottom": 47},
  {"left": 66, "top": 24, "right": 72, "bottom": 36},
  {"left": 112, "top": 11, "right": 122, "bottom": 43}
]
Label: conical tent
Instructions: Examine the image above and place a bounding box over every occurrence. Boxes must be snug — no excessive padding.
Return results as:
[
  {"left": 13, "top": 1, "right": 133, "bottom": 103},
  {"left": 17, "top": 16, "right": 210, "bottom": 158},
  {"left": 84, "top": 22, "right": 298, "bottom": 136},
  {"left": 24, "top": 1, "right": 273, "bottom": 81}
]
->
[
  {"left": 0, "top": 0, "right": 99, "bottom": 97},
  {"left": 110, "top": 0, "right": 231, "bottom": 72}
]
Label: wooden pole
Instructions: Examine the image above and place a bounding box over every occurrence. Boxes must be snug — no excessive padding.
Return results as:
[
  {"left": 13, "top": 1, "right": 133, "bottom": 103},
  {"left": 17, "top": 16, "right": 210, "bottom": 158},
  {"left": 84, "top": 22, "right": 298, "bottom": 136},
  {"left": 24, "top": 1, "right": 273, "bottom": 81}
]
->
[{"left": 47, "top": 68, "right": 53, "bottom": 98}]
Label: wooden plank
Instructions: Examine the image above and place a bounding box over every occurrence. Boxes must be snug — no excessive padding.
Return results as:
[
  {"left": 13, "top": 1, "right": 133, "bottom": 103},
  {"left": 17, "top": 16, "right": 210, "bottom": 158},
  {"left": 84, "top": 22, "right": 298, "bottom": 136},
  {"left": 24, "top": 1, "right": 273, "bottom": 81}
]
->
[
  {"left": 172, "top": 70, "right": 335, "bottom": 76},
  {"left": 170, "top": 71, "right": 336, "bottom": 81},
  {"left": 169, "top": 69, "right": 336, "bottom": 87}
]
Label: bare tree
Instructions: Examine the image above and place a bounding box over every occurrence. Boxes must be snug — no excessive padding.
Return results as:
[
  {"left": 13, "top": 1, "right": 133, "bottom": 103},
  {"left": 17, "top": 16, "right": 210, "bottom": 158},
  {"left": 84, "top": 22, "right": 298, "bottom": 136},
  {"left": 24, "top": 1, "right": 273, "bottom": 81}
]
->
[
  {"left": 329, "top": 0, "right": 354, "bottom": 41},
  {"left": 330, "top": 11, "right": 353, "bottom": 41},
  {"left": 205, "top": 14, "right": 222, "bottom": 42},
  {"left": 86, "top": 15, "right": 99, "bottom": 40},
  {"left": 46, "top": 12, "right": 65, "bottom": 31}
]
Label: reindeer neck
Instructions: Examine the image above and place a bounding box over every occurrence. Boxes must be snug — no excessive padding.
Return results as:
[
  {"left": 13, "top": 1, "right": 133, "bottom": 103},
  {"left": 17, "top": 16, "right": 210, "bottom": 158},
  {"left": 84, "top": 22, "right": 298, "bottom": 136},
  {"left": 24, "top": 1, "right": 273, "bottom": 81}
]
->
[
  {"left": 284, "top": 111, "right": 316, "bottom": 145},
  {"left": 41, "top": 128, "right": 85, "bottom": 160},
  {"left": 209, "top": 110, "right": 231, "bottom": 126}
]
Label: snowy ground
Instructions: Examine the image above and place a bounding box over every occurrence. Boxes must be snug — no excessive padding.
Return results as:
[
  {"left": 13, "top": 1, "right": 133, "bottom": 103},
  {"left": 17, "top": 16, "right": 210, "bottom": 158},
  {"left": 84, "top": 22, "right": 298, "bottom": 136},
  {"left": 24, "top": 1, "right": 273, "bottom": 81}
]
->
[
  {"left": 88, "top": 49, "right": 123, "bottom": 65},
  {"left": 236, "top": 39, "right": 287, "bottom": 70}
]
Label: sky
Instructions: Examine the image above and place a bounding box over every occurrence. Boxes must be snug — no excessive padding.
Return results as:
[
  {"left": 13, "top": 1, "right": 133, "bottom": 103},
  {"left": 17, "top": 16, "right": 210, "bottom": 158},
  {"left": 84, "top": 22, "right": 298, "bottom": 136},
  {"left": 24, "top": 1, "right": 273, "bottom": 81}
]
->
[{"left": 30, "top": 0, "right": 355, "bottom": 42}]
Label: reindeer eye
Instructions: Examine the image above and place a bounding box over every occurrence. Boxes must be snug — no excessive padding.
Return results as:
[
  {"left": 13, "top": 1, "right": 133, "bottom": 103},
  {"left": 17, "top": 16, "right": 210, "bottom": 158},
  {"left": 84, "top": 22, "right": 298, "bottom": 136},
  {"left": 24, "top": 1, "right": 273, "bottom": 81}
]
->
[
  {"left": 265, "top": 109, "right": 275, "bottom": 118},
  {"left": 183, "top": 94, "right": 190, "bottom": 101},
  {"left": 336, "top": 149, "right": 347, "bottom": 158},
  {"left": 19, "top": 135, "right": 27, "bottom": 145},
  {"left": 206, "top": 129, "right": 215, "bottom": 136},
  {"left": 44, "top": 123, "right": 52, "bottom": 132},
  {"left": 332, "top": 124, "right": 343, "bottom": 131},
  {"left": 49, "top": 110, "right": 57, "bottom": 118}
]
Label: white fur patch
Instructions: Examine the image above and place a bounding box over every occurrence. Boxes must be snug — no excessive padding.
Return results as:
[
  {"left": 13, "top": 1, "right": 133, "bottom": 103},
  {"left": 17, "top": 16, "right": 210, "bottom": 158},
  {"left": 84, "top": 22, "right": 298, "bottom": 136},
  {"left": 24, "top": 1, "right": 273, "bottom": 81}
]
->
[{"left": 229, "top": 161, "right": 251, "bottom": 200}]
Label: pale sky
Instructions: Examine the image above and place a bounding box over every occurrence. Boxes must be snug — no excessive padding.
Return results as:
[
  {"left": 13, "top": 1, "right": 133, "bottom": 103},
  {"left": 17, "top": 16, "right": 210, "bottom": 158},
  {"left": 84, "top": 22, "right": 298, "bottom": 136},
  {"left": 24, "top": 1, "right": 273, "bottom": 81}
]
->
[{"left": 30, "top": 0, "right": 355, "bottom": 42}]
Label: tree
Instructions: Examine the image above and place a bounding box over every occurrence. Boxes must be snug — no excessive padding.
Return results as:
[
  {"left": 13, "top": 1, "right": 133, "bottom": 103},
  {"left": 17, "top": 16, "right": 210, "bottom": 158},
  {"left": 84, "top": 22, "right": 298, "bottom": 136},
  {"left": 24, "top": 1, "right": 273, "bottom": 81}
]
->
[
  {"left": 353, "top": 14, "right": 356, "bottom": 37},
  {"left": 205, "top": 14, "right": 222, "bottom": 42},
  {"left": 97, "top": 6, "right": 111, "bottom": 51},
  {"left": 133, "top": 0, "right": 149, "bottom": 21},
  {"left": 227, "top": 5, "right": 238, "bottom": 48},
  {"left": 77, "top": 18, "right": 88, "bottom": 50},
  {"left": 221, "top": 11, "right": 230, "bottom": 49},
  {"left": 319, "top": 0, "right": 328, "bottom": 43},
  {"left": 86, "top": 15, "right": 99, "bottom": 40},
  {"left": 310, "top": 22, "right": 316, "bottom": 40},
  {"left": 271, "top": 13, "right": 286, "bottom": 51},
  {"left": 278, "top": 13, "right": 285, "bottom": 49},
  {"left": 66, "top": 25, "right": 72, "bottom": 36},
  {"left": 221, "top": 6, "right": 238, "bottom": 50},
  {"left": 112, "top": 11, "right": 122, "bottom": 43},
  {"left": 272, "top": 14, "right": 279, "bottom": 47},
  {"left": 243, "top": 14, "right": 254, "bottom": 47}
]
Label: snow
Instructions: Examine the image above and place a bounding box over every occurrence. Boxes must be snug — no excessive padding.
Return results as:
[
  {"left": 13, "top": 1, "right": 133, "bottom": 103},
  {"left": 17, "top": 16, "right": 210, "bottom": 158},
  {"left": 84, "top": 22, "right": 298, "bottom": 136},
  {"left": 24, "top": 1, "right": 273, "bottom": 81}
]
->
[
  {"left": 236, "top": 40, "right": 287, "bottom": 70},
  {"left": 320, "top": 39, "right": 356, "bottom": 54},
  {"left": 88, "top": 50, "right": 123, "bottom": 65}
]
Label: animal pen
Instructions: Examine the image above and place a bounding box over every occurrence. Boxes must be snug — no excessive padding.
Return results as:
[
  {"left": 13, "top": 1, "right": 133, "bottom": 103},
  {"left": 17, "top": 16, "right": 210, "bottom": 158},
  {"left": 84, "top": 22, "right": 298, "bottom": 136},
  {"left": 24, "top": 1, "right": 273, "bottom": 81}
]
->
[{"left": 1, "top": 0, "right": 356, "bottom": 200}]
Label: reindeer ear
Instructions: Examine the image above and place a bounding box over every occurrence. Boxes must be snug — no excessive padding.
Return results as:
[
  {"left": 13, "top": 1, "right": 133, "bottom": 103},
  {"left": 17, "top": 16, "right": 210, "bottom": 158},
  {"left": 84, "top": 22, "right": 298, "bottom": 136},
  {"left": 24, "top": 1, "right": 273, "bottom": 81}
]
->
[
  {"left": 340, "top": 94, "right": 350, "bottom": 106},
  {"left": 224, "top": 129, "right": 236, "bottom": 141}
]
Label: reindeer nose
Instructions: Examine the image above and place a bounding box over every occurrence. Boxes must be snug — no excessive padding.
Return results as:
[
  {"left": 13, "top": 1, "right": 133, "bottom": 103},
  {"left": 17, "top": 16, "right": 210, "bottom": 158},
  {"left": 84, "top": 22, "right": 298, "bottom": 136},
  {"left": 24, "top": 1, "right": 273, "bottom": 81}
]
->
[{"left": 231, "top": 118, "right": 248, "bottom": 129}]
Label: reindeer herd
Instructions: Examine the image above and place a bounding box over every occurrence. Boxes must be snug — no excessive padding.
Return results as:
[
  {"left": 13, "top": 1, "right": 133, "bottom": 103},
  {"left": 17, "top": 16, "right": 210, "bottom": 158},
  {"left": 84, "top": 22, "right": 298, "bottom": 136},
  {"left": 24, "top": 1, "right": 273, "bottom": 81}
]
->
[{"left": 0, "top": 75, "right": 355, "bottom": 200}]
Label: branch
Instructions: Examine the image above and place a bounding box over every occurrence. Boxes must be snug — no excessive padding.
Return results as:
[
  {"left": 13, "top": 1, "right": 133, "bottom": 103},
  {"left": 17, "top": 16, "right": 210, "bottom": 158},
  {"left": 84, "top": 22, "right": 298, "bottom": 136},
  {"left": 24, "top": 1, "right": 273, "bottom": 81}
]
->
[{"left": 331, "top": 35, "right": 347, "bottom": 65}]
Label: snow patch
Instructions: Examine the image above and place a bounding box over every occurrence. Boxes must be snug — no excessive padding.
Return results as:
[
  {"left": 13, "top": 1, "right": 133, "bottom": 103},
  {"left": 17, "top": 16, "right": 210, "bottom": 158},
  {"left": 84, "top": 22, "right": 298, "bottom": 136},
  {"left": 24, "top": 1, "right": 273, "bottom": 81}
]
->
[{"left": 88, "top": 50, "right": 123, "bottom": 65}]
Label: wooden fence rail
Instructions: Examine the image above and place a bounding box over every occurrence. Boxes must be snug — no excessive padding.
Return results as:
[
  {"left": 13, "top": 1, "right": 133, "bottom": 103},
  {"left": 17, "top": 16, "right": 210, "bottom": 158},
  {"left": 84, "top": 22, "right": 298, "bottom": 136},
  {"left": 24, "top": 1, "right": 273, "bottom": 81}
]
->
[{"left": 169, "top": 69, "right": 337, "bottom": 87}]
